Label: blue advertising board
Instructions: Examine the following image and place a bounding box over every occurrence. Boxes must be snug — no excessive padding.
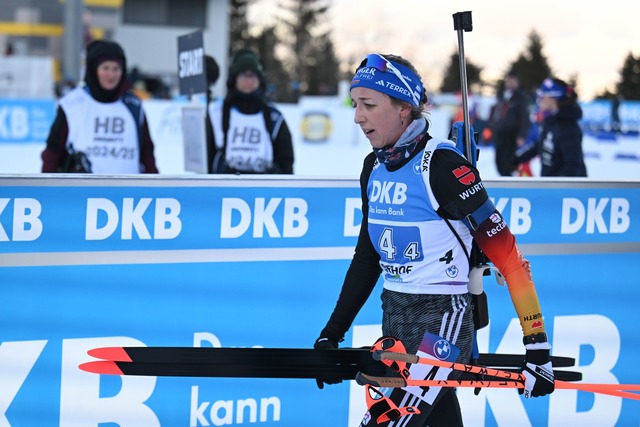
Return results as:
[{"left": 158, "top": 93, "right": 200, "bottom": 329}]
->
[
  {"left": 581, "top": 99, "right": 640, "bottom": 132},
  {"left": 0, "top": 175, "right": 639, "bottom": 426},
  {"left": 0, "top": 99, "right": 56, "bottom": 143}
]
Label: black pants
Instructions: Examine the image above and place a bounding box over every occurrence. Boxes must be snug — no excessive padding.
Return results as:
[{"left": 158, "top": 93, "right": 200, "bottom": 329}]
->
[
  {"left": 494, "top": 132, "right": 517, "bottom": 176},
  {"left": 424, "top": 388, "right": 464, "bottom": 427}
]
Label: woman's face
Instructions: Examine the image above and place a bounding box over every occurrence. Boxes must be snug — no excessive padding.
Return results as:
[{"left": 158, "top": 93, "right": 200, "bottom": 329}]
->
[
  {"left": 351, "top": 87, "right": 408, "bottom": 149},
  {"left": 538, "top": 95, "right": 558, "bottom": 113},
  {"left": 96, "top": 60, "right": 123, "bottom": 91},
  {"left": 235, "top": 71, "right": 260, "bottom": 94}
]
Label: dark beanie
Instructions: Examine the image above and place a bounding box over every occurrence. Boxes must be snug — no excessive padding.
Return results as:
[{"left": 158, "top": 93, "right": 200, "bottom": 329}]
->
[
  {"left": 84, "top": 40, "right": 127, "bottom": 102},
  {"left": 86, "top": 40, "right": 126, "bottom": 70},
  {"left": 227, "top": 49, "right": 265, "bottom": 89}
]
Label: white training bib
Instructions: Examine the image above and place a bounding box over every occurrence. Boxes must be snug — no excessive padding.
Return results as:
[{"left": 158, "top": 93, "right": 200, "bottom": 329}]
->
[
  {"left": 59, "top": 88, "right": 141, "bottom": 174},
  {"left": 209, "top": 102, "right": 274, "bottom": 173}
]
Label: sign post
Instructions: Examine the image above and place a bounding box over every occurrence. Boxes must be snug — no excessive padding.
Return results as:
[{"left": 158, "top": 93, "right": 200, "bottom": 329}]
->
[{"left": 177, "top": 30, "right": 208, "bottom": 173}]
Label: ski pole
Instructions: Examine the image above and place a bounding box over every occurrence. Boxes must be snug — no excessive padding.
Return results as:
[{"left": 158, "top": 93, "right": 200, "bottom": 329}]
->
[
  {"left": 374, "top": 351, "right": 640, "bottom": 396},
  {"left": 374, "top": 350, "right": 523, "bottom": 382},
  {"left": 355, "top": 372, "right": 640, "bottom": 400}
]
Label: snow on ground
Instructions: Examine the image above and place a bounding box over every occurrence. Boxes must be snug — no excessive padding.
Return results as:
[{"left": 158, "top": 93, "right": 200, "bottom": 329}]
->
[
  {"left": 3, "top": 133, "right": 638, "bottom": 181},
  {"left": 290, "top": 132, "right": 640, "bottom": 181},
  {"left": 1, "top": 99, "right": 638, "bottom": 181}
]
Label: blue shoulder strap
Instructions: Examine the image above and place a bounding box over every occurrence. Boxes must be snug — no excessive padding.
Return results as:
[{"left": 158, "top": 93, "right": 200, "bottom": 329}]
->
[{"left": 121, "top": 92, "right": 143, "bottom": 151}]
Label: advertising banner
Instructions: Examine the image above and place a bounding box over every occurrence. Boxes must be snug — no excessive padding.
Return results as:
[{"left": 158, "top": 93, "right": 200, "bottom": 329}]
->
[
  {"left": 1, "top": 176, "right": 639, "bottom": 427},
  {"left": 0, "top": 98, "right": 56, "bottom": 143}
]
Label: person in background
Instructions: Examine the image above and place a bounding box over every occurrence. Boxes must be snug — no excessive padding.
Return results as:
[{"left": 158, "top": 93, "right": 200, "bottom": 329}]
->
[
  {"left": 515, "top": 106, "right": 544, "bottom": 177},
  {"left": 204, "top": 54, "right": 220, "bottom": 173},
  {"left": 42, "top": 40, "right": 158, "bottom": 174},
  {"left": 489, "top": 71, "right": 530, "bottom": 176},
  {"left": 517, "top": 77, "right": 586, "bottom": 177},
  {"left": 314, "top": 53, "right": 554, "bottom": 426},
  {"left": 207, "top": 48, "right": 294, "bottom": 174},
  {"left": 610, "top": 93, "right": 622, "bottom": 133}
]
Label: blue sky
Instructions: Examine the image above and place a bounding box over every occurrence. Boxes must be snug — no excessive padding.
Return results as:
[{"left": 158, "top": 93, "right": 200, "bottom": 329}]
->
[{"left": 250, "top": 0, "right": 639, "bottom": 100}]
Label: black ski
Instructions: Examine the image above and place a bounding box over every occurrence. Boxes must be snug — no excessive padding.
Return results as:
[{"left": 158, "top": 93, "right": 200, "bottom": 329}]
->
[
  {"left": 81, "top": 359, "right": 582, "bottom": 382},
  {"left": 80, "top": 346, "right": 578, "bottom": 380}
]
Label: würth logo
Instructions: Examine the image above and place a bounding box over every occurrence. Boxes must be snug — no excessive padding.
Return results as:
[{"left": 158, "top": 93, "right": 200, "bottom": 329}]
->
[{"left": 452, "top": 166, "right": 476, "bottom": 185}]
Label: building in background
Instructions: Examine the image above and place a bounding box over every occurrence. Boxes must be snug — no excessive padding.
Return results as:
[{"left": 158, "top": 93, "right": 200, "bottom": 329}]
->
[{"left": 0, "top": 0, "right": 228, "bottom": 98}]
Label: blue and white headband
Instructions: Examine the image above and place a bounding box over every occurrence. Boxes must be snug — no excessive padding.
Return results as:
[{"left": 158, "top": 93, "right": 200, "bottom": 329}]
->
[{"left": 350, "top": 53, "right": 425, "bottom": 107}]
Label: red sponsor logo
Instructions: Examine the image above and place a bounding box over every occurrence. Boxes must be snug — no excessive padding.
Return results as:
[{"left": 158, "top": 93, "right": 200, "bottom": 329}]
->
[
  {"left": 531, "top": 320, "right": 543, "bottom": 329},
  {"left": 452, "top": 166, "right": 476, "bottom": 186}
]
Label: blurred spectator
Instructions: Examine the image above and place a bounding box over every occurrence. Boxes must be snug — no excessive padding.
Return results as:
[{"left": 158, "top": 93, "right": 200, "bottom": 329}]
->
[
  {"left": 207, "top": 48, "right": 294, "bottom": 174},
  {"left": 42, "top": 40, "right": 158, "bottom": 174},
  {"left": 205, "top": 54, "right": 220, "bottom": 97},
  {"left": 4, "top": 42, "right": 14, "bottom": 56},
  {"left": 204, "top": 54, "right": 220, "bottom": 172},
  {"left": 131, "top": 80, "right": 152, "bottom": 100},
  {"left": 611, "top": 93, "right": 622, "bottom": 133},
  {"left": 54, "top": 75, "right": 77, "bottom": 98},
  {"left": 128, "top": 66, "right": 171, "bottom": 99},
  {"left": 452, "top": 89, "right": 477, "bottom": 125},
  {"left": 488, "top": 71, "right": 530, "bottom": 176},
  {"left": 83, "top": 10, "right": 94, "bottom": 50},
  {"left": 515, "top": 106, "right": 544, "bottom": 177},
  {"left": 517, "top": 77, "right": 586, "bottom": 177}
]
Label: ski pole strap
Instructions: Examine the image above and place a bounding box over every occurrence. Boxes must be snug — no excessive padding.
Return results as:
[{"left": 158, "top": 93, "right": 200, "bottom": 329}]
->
[
  {"left": 462, "top": 198, "right": 496, "bottom": 231},
  {"left": 364, "top": 384, "right": 420, "bottom": 423}
]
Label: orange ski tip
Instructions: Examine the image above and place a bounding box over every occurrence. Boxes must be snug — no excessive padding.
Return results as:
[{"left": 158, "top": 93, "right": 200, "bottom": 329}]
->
[
  {"left": 78, "top": 361, "right": 124, "bottom": 375},
  {"left": 87, "top": 347, "right": 133, "bottom": 362}
]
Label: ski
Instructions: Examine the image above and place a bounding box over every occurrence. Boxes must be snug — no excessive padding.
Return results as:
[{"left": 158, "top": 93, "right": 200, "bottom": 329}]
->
[
  {"left": 80, "top": 358, "right": 583, "bottom": 382},
  {"left": 79, "top": 346, "right": 578, "bottom": 380},
  {"left": 85, "top": 346, "right": 576, "bottom": 367},
  {"left": 81, "top": 347, "right": 385, "bottom": 379},
  {"left": 80, "top": 360, "right": 384, "bottom": 378}
]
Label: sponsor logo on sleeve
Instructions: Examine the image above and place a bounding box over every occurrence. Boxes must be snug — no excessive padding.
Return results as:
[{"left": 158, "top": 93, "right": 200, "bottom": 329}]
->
[{"left": 452, "top": 165, "right": 476, "bottom": 185}]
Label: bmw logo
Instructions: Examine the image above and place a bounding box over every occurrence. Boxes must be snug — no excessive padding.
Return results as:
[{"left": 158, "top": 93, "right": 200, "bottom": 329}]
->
[
  {"left": 433, "top": 339, "right": 451, "bottom": 360},
  {"left": 446, "top": 265, "right": 459, "bottom": 278}
]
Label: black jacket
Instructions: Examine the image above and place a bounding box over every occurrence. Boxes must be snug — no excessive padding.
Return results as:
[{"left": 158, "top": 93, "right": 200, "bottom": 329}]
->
[
  {"left": 490, "top": 88, "right": 530, "bottom": 140},
  {"left": 519, "top": 103, "right": 587, "bottom": 177}
]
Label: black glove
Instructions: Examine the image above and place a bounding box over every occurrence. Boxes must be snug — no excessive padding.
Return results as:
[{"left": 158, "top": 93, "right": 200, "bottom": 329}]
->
[
  {"left": 313, "top": 337, "right": 341, "bottom": 389},
  {"left": 519, "top": 335, "right": 554, "bottom": 398}
]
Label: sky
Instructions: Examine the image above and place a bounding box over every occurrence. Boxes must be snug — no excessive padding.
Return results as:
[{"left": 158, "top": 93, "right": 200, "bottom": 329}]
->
[{"left": 248, "top": 0, "right": 639, "bottom": 100}]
